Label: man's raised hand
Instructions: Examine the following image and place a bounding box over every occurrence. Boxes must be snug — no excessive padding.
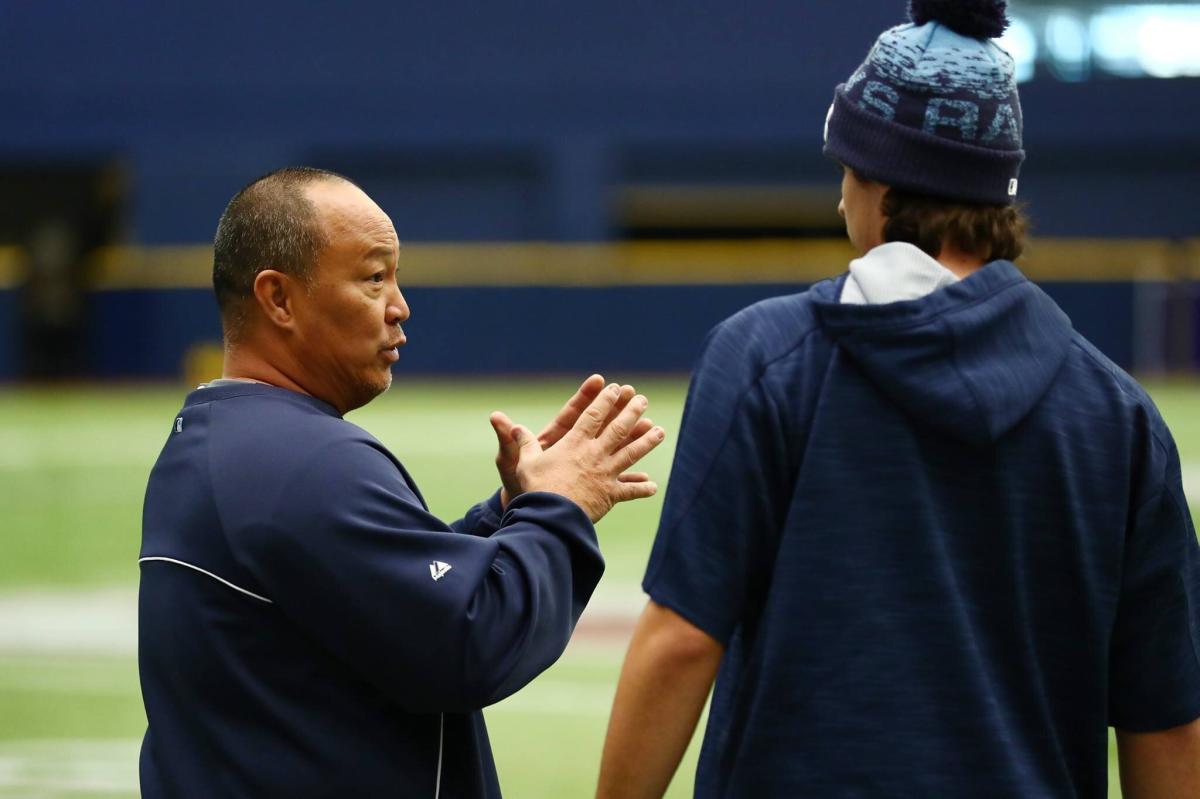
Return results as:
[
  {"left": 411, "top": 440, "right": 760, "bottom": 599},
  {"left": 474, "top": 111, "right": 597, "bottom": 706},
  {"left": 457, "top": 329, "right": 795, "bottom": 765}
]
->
[
  {"left": 491, "top": 375, "right": 656, "bottom": 508},
  {"left": 491, "top": 382, "right": 665, "bottom": 522}
]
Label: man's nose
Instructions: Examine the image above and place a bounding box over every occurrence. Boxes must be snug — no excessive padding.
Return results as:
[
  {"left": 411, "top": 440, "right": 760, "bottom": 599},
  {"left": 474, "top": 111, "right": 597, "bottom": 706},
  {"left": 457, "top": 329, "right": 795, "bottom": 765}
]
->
[
  {"left": 387, "top": 286, "right": 410, "bottom": 325},
  {"left": 837, "top": 199, "right": 846, "bottom": 219}
]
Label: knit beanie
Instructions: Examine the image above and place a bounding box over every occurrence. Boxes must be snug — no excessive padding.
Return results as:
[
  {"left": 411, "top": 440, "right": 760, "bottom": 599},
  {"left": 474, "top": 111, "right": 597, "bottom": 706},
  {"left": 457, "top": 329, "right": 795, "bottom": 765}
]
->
[{"left": 823, "top": 0, "right": 1025, "bottom": 205}]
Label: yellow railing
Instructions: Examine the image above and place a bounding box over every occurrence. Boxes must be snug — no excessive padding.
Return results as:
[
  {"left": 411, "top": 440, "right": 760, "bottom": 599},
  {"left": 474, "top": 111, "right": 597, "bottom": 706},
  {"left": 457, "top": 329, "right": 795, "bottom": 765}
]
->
[{"left": 27, "top": 237, "right": 1200, "bottom": 290}]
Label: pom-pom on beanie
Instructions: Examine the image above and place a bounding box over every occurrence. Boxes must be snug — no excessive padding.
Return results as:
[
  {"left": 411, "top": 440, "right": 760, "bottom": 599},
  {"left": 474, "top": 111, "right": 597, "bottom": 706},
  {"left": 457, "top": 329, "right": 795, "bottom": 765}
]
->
[{"left": 823, "top": 0, "right": 1024, "bottom": 205}]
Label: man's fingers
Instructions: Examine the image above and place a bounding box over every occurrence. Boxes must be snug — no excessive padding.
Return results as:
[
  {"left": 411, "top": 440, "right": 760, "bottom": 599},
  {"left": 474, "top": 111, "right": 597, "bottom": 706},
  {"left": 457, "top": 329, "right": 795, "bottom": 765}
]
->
[
  {"left": 620, "top": 418, "right": 655, "bottom": 449},
  {"left": 537, "top": 374, "right": 606, "bottom": 447},
  {"left": 618, "top": 472, "right": 651, "bottom": 483},
  {"left": 614, "top": 425, "right": 666, "bottom": 470},
  {"left": 601, "top": 394, "right": 649, "bottom": 450},
  {"left": 602, "top": 385, "right": 636, "bottom": 428},
  {"left": 613, "top": 478, "right": 659, "bottom": 503},
  {"left": 573, "top": 382, "right": 623, "bottom": 438}
]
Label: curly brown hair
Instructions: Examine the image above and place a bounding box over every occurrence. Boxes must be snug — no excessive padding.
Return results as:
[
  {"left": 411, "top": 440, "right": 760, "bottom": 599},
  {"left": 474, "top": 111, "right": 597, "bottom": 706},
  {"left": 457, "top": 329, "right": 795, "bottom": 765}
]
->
[{"left": 880, "top": 187, "right": 1030, "bottom": 263}]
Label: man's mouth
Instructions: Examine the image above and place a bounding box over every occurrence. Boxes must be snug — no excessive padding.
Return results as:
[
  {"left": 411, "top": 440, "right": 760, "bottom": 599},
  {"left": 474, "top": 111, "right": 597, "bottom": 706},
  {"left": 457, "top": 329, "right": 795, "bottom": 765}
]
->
[{"left": 380, "top": 332, "right": 406, "bottom": 362}]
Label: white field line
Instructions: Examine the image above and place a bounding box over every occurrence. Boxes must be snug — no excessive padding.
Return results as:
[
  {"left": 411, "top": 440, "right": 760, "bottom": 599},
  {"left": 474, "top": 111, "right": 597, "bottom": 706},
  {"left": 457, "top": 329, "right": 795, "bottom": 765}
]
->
[
  {"left": 0, "top": 585, "right": 645, "bottom": 657},
  {"left": 0, "top": 738, "right": 139, "bottom": 794},
  {"left": 0, "top": 590, "right": 137, "bottom": 656},
  {"left": 1182, "top": 465, "right": 1200, "bottom": 504}
]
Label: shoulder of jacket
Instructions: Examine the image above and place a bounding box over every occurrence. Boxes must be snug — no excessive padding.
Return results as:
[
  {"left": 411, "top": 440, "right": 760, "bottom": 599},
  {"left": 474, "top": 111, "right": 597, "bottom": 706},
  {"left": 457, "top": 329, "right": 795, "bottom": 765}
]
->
[
  {"left": 1068, "top": 334, "right": 1172, "bottom": 449},
  {"left": 209, "top": 395, "right": 391, "bottom": 472},
  {"left": 708, "top": 284, "right": 833, "bottom": 373}
]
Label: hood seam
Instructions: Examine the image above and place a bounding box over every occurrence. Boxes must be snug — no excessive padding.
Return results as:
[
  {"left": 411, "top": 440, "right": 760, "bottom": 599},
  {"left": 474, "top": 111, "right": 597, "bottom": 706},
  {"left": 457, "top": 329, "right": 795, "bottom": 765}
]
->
[{"left": 942, "top": 315, "right": 991, "bottom": 444}]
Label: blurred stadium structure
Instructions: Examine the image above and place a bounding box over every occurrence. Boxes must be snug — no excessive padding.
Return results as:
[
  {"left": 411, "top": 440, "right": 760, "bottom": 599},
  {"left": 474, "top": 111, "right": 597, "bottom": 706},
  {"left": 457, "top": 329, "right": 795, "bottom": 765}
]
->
[{"left": 0, "top": 0, "right": 1198, "bottom": 383}]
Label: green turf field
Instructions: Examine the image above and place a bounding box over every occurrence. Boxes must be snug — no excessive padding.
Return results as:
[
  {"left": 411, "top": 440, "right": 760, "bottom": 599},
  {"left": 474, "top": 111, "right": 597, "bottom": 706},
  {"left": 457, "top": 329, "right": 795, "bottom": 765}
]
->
[{"left": 5, "top": 378, "right": 1199, "bottom": 797}]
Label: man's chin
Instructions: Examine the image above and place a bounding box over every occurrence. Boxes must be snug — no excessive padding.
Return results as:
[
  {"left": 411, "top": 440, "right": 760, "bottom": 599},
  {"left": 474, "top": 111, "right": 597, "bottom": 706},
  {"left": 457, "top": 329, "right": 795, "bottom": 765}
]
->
[
  {"left": 342, "top": 372, "right": 393, "bottom": 413},
  {"left": 369, "top": 370, "right": 394, "bottom": 400}
]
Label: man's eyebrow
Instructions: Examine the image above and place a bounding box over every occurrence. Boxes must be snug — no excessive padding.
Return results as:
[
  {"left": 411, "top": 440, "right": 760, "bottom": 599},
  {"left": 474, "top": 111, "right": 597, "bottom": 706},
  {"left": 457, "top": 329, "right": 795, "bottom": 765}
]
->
[{"left": 364, "top": 243, "right": 397, "bottom": 262}]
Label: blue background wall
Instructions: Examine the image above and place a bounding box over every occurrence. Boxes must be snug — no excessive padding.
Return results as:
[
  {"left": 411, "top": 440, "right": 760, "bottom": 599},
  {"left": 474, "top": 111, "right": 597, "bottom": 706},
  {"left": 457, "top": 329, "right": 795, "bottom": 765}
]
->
[
  {"left": 3, "top": 1, "right": 1197, "bottom": 242},
  {"left": 0, "top": 1, "right": 1196, "bottom": 378},
  {"left": 76, "top": 280, "right": 1137, "bottom": 379}
]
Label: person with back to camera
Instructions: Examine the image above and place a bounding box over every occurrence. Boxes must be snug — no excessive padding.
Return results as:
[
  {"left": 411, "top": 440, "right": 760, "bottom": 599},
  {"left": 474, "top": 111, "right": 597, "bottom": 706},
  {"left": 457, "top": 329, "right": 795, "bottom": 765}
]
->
[
  {"left": 138, "top": 166, "right": 667, "bottom": 798},
  {"left": 596, "top": 2, "right": 1200, "bottom": 797}
]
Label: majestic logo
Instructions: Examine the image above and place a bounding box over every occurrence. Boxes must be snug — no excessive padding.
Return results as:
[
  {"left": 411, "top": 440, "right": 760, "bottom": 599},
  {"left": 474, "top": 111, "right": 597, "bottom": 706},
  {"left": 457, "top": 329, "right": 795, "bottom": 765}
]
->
[
  {"left": 1008, "top": 178, "right": 1019, "bottom": 197},
  {"left": 175, "top": 417, "right": 183, "bottom": 433},
  {"left": 429, "top": 561, "right": 452, "bottom": 581}
]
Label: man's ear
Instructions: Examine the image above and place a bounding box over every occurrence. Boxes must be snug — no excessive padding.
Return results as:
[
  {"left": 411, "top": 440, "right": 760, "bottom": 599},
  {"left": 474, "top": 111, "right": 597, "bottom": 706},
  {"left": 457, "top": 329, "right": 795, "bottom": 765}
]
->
[{"left": 251, "top": 269, "right": 297, "bottom": 331}]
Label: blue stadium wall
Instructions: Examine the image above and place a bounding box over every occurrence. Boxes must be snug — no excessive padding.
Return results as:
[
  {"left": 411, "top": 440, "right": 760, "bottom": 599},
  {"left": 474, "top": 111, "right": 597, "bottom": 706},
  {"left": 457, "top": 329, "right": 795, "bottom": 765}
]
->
[
  {"left": 81, "top": 281, "right": 1138, "bottom": 380},
  {"left": 0, "top": 2, "right": 1197, "bottom": 244},
  {"left": 0, "top": 2, "right": 1196, "bottom": 379}
]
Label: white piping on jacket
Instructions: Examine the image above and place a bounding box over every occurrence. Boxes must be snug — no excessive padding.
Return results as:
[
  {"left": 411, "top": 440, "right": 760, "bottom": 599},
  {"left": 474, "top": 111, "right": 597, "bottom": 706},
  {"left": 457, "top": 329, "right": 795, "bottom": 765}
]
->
[
  {"left": 435, "top": 712, "right": 445, "bottom": 798},
  {"left": 138, "top": 557, "right": 274, "bottom": 604},
  {"left": 140, "top": 555, "right": 447, "bottom": 793}
]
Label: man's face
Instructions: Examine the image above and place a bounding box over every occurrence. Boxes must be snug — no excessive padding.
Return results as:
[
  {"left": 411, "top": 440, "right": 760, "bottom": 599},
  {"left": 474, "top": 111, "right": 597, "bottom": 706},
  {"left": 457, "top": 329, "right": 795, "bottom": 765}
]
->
[
  {"left": 838, "top": 166, "right": 888, "bottom": 255},
  {"left": 290, "top": 180, "right": 409, "bottom": 414}
]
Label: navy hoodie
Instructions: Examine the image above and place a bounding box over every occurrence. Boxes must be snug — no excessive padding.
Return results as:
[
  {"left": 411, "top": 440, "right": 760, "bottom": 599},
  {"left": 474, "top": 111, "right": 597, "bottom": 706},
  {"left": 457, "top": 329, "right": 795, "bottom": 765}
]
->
[
  {"left": 645, "top": 261, "right": 1200, "bottom": 797},
  {"left": 138, "top": 382, "right": 603, "bottom": 798}
]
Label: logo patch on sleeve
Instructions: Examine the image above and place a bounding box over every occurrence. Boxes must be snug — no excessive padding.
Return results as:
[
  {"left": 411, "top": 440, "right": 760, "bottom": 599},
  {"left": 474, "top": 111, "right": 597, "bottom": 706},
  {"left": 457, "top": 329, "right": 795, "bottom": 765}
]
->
[{"left": 429, "top": 561, "right": 452, "bottom": 581}]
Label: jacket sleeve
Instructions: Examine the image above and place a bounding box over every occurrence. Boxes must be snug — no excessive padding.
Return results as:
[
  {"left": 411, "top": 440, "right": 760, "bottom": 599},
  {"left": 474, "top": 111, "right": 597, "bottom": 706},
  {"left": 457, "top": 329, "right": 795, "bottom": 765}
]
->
[
  {"left": 1109, "top": 426, "right": 1200, "bottom": 731},
  {"left": 228, "top": 438, "right": 604, "bottom": 713},
  {"left": 449, "top": 490, "right": 506, "bottom": 537}
]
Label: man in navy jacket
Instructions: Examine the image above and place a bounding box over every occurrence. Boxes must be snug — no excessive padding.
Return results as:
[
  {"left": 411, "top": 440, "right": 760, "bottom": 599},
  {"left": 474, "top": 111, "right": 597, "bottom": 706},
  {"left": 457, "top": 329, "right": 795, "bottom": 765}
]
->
[
  {"left": 138, "top": 166, "right": 666, "bottom": 797},
  {"left": 597, "top": 2, "right": 1200, "bottom": 798}
]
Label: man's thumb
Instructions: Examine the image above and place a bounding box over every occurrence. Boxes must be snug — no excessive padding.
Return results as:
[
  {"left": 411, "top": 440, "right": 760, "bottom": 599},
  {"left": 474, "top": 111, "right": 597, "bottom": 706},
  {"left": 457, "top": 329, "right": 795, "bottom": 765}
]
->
[{"left": 490, "top": 411, "right": 513, "bottom": 439}]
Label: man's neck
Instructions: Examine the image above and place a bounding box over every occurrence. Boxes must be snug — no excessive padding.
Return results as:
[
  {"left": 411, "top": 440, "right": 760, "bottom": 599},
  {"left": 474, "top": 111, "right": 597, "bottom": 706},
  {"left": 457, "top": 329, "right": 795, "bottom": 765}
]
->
[{"left": 222, "top": 343, "right": 313, "bottom": 399}]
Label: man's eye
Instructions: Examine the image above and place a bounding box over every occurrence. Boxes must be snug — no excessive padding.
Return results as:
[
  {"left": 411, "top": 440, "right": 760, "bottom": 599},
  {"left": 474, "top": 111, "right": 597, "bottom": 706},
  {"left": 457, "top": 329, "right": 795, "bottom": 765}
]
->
[{"left": 370, "top": 273, "right": 385, "bottom": 283}]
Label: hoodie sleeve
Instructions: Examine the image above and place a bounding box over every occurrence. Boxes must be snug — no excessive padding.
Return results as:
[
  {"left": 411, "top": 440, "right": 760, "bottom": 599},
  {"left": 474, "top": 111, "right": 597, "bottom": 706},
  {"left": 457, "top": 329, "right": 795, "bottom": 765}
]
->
[
  {"left": 642, "top": 315, "right": 802, "bottom": 646},
  {"left": 228, "top": 438, "right": 604, "bottom": 713},
  {"left": 1109, "top": 427, "right": 1200, "bottom": 731}
]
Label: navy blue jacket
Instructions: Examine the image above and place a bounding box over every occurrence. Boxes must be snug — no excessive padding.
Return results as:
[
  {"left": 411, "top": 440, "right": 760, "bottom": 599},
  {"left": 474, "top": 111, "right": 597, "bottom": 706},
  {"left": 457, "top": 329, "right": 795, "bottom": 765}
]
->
[
  {"left": 645, "top": 262, "right": 1200, "bottom": 798},
  {"left": 138, "top": 382, "right": 603, "bottom": 798}
]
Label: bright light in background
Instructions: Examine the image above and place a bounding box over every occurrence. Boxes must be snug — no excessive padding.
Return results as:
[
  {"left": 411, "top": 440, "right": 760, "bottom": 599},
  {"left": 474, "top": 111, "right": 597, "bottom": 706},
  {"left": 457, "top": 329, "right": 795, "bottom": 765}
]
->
[
  {"left": 1045, "top": 11, "right": 1091, "bottom": 81},
  {"left": 1136, "top": 9, "right": 1200, "bottom": 77},
  {"left": 1090, "top": 8, "right": 1144, "bottom": 77},
  {"left": 997, "top": 17, "right": 1038, "bottom": 82},
  {"left": 1008, "top": 2, "right": 1200, "bottom": 81}
]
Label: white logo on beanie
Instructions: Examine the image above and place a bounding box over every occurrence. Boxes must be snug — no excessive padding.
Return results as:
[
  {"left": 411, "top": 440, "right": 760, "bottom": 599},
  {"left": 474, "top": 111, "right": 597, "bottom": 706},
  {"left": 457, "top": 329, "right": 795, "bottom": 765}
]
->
[
  {"left": 824, "top": 103, "right": 835, "bottom": 144},
  {"left": 1008, "top": 178, "right": 1019, "bottom": 197}
]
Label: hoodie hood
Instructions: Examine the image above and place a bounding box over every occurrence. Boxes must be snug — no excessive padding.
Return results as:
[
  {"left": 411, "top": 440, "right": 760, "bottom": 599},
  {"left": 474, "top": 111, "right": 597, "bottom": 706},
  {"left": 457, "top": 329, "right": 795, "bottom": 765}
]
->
[
  {"left": 841, "top": 242, "right": 961, "bottom": 305},
  {"left": 812, "top": 259, "right": 1073, "bottom": 445}
]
